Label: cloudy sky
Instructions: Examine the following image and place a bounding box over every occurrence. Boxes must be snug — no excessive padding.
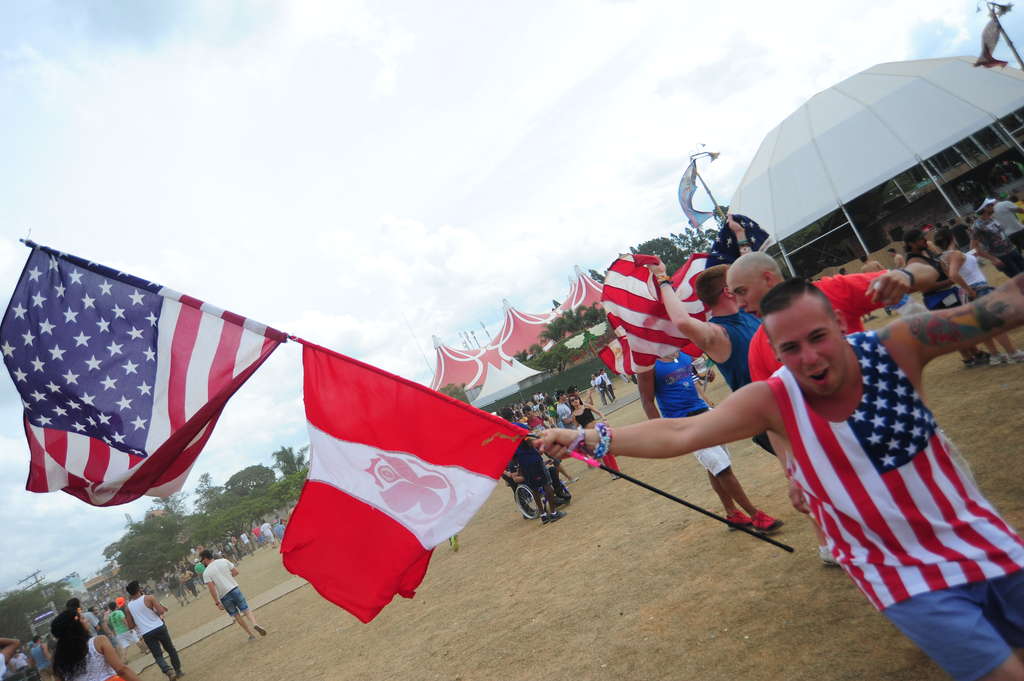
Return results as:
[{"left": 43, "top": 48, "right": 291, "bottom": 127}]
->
[{"left": 1, "top": 0, "right": 1019, "bottom": 592}]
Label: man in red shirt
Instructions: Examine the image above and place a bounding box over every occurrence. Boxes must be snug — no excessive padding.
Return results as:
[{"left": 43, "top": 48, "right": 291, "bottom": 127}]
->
[{"left": 726, "top": 252, "right": 941, "bottom": 381}]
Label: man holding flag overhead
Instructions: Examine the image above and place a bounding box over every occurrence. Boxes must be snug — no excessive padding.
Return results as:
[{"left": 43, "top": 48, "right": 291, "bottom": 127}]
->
[{"left": 0, "top": 241, "right": 284, "bottom": 506}]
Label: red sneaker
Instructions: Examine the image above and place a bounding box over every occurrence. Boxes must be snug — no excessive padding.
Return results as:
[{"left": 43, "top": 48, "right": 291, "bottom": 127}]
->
[
  {"left": 725, "top": 510, "right": 753, "bottom": 530},
  {"left": 752, "top": 510, "right": 784, "bottom": 533}
]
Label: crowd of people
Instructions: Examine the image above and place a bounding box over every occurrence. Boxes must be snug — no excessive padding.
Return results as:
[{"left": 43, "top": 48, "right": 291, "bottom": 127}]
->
[{"left": 0, "top": 523, "right": 286, "bottom": 681}]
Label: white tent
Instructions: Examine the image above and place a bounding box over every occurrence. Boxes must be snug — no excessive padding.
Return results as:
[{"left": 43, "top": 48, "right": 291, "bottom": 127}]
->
[
  {"left": 729, "top": 57, "right": 1024, "bottom": 246},
  {"left": 470, "top": 358, "right": 542, "bottom": 407}
]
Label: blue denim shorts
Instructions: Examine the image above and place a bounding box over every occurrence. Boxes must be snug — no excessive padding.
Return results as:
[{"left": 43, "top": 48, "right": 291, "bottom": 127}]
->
[
  {"left": 220, "top": 587, "right": 250, "bottom": 616},
  {"left": 883, "top": 571, "right": 1024, "bottom": 681}
]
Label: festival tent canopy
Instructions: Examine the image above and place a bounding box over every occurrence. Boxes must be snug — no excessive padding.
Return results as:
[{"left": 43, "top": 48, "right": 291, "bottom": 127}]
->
[
  {"left": 430, "top": 268, "right": 605, "bottom": 392},
  {"left": 470, "top": 358, "right": 542, "bottom": 407},
  {"left": 556, "top": 266, "right": 605, "bottom": 314},
  {"left": 729, "top": 56, "right": 1024, "bottom": 244}
]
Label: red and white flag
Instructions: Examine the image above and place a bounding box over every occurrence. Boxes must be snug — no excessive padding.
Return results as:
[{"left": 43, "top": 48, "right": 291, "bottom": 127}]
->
[
  {"left": 281, "top": 341, "right": 525, "bottom": 623},
  {"left": 1, "top": 242, "right": 284, "bottom": 506},
  {"left": 599, "top": 253, "right": 709, "bottom": 373}
]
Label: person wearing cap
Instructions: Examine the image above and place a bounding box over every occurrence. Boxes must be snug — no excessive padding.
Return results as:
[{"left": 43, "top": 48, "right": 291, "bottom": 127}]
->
[{"left": 972, "top": 198, "right": 1024, "bottom": 278}]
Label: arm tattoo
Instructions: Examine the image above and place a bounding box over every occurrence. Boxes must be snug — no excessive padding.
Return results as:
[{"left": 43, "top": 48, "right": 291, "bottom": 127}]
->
[{"left": 905, "top": 298, "right": 1009, "bottom": 346}]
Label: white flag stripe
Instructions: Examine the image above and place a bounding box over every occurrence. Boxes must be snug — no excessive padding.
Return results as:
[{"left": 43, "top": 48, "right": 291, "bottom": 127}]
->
[
  {"left": 182, "top": 312, "right": 224, "bottom": 418},
  {"left": 146, "top": 298, "right": 183, "bottom": 451},
  {"left": 307, "top": 423, "right": 498, "bottom": 551},
  {"left": 63, "top": 434, "right": 91, "bottom": 480},
  {"left": 604, "top": 274, "right": 657, "bottom": 300},
  {"left": 233, "top": 324, "right": 267, "bottom": 380},
  {"left": 145, "top": 422, "right": 211, "bottom": 498},
  {"left": 28, "top": 424, "right": 68, "bottom": 491},
  {"left": 601, "top": 301, "right": 691, "bottom": 336},
  {"left": 617, "top": 333, "right": 687, "bottom": 361}
]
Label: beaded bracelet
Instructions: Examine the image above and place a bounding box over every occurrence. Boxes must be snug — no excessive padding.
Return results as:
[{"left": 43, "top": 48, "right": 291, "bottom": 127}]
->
[{"left": 593, "top": 421, "right": 612, "bottom": 459}]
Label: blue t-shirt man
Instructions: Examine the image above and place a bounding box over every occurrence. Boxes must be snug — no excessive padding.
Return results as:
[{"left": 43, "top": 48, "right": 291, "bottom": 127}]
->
[{"left": 653, "top": 353, "right": 707, "bottom": 418}]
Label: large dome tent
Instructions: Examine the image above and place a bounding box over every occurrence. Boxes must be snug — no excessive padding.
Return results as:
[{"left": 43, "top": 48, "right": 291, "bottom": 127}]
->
[{"left": 728, "top": 56, "right": 1024, "bottom": 275}]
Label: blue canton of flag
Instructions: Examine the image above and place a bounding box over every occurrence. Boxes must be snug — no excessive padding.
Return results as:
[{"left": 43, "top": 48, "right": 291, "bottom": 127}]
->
[
  {"left": 2, "top": 248, "right": 164, "bottom": 457},
  {"left": 706, "top": 214, "right": 772, "bottom": 267},
  {"left": 845, "top": 331, "right": 937, "bottom": 474}
]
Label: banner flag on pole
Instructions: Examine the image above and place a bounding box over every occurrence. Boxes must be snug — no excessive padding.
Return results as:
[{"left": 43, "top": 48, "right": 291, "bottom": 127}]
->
[
  {"left": 599, "top": 253, "right": 709, "bottom": 373},
  {"left": 678, "top": 160, "right": 715, "bottom": 229},
  {"left": 975, "top": 12, "right": 1008, "bottom": 68},
  {"left": 0, "top": 241, "right": 285, "bottom": 506},
  {"left": 282, "top": 340, "right": 525, "bottom": 623}
]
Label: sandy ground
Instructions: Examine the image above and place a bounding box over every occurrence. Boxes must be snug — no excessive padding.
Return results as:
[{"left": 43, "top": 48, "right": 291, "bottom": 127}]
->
[{"left": 135, "top": 308, "right": 1024, "bottom": 681}]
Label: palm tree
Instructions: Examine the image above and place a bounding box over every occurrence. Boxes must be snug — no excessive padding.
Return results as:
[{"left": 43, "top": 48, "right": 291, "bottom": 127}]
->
[{"left": 271, "top": 445, "right": 309, "bottom": 477}]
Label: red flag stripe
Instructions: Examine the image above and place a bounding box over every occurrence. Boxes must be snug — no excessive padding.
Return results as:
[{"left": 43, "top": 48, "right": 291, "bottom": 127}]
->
[{"left": 167, "top": 302, "right": 203, "bottom": 431}]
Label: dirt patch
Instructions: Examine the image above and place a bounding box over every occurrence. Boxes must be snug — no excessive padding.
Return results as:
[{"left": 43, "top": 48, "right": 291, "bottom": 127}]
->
[{"left": 138, "top": 319, "right": 1024, "bottom": 681}]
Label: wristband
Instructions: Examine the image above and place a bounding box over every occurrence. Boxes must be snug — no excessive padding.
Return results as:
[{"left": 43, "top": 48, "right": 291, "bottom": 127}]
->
[
  {"left": 593, "top": 422, "right": 612, "bottom": 459},
  {"left": 658, "top": 278, "right": 673, "bottom": 287},
  {"left": 737, "top": 239, "right": 750, "bottom": 247},
  {"left": 567, "top": 427, "right": 586, "bottom": 454},
  {"left": 894, "top": 267, "right": 915, "bottom": 287}
]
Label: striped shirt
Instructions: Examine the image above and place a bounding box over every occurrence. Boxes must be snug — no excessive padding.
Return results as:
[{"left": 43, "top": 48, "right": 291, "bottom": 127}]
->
[{"left": 767, "top": 331, "right": 1024, "bottom": 610}]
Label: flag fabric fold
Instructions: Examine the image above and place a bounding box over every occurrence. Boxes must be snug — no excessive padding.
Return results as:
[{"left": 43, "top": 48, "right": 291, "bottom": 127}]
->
[
  {"left": 678, "top": 160, "right": 715, "bottom": 229},
  {"left": 0, "top": 241, "right": 285, "bottom": 506},
  {"left": 706, "top": 214, "right": 772, "bottom": 267},
  {"left": 975, "top": 15, "right": 1008, "bottom": 68},
  {"left": 282, "top": 340, "right": 525, "bottom": 623},
  {"left": 599, "top": 253, "right": 709, "bottom": 373}
]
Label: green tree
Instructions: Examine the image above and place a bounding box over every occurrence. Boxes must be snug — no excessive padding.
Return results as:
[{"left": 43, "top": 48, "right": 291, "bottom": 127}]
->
[
  {"left": 438, "top": 383, "right": 470, "bottom": 403},
  {"left": 0, "top": 582, "right": 72, "bottom": 640},
  {"left": 629, "top": 237, "right": 688, "bottom": 275},
  {"left": 532, "top": 343, "right": 571, "bottom": 373},
  {"left": 539, "top": 316, "right": 568, "bottom": 344},
  {"left": 669, "top": 227, "right": 718, "bottom": 257},
  {"left": 587, "top": 268, "right": 605, "bottom": 284},
  {"left": 223, "top": 465, "right": 275, "bottom": 497},
  {"left": 104, "top": 512, "right": 190, "bottom": 585},
  {"left": 193, "top": 472, "right": 224, "bottom": 514},
  {"left": 270, "top": 446, "right": 309, "bottom": 478}
]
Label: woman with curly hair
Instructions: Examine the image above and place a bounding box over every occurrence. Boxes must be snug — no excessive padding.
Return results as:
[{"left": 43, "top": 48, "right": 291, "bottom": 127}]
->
[{"left": 50, "top": 609, "right": 142, "bottom": 681}]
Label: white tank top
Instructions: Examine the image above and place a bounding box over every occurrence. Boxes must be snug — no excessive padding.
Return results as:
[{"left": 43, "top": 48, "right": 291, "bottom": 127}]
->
[
  {"left": 126, "top": 595, "right": 163, "bottom": 634},
  {"left": 954, "top": 250, "right": 987, "bottom": 287},
  {"left": 70, "top": 638, "right": 117, "bottom": 681}
]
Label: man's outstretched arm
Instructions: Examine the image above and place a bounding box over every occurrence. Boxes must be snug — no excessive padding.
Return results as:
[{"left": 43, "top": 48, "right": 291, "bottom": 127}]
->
[
  {"left": 880, "top": 274, "right": 1024, "bottom": 386},
  {"left": 537, "top": 382, "right": 778, "bottom": 461}
]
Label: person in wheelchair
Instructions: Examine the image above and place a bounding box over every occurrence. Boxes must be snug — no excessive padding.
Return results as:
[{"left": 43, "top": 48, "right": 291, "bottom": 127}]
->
[{"left": 499, "top": 407, "right": 567, "bottom": 525}]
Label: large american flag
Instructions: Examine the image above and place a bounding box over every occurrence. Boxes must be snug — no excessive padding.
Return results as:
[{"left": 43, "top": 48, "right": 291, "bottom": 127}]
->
[
  {"left": 1, "top": 242, "right": 285, "bottom": 506},
  {"left": 599, "top": 253, "right": 708, "bottom": 374}
]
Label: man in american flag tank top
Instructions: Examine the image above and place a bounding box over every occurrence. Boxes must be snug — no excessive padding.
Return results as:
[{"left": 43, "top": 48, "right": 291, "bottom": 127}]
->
[{"left": 538, "top": 275, "right": 1024, "bottom": 681}]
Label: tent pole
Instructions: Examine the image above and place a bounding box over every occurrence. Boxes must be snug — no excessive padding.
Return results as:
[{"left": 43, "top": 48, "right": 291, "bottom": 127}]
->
[
  {"left": 970, "top": 134, "right": 993, "bottom": 159},
  {"left": 777, "top": 240, "right": 797, "bottom": 277},
  {"left": 839, "top": 203, "right": 870, "bottom": 257},
  {"left": 952, "top": 143, "right": 976, "bottom": 168},
  {"left": 919, "top": 161, "right": 962, "bottom": 218},
  {"left": 891, "top": 176, "right": 911, "bottom": 202},
  {"left": 995, "top": 121, "right": 1024, "bottom": 158}
]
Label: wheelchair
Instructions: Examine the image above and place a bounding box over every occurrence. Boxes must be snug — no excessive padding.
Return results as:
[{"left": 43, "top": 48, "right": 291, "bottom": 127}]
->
[{"left": 504, "top": 463, "right": 571, "bottom": 520}]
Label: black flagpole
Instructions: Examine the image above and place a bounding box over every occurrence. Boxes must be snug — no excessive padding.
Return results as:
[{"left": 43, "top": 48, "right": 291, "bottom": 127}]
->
[{"left": 573, "top": 453, "right": 795, "bottom": 553}]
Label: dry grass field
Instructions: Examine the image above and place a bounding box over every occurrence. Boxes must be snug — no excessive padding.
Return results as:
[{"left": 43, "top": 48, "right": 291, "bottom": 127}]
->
[{"left": 135, "top": 296, "right": 1024, "bottom": 681}]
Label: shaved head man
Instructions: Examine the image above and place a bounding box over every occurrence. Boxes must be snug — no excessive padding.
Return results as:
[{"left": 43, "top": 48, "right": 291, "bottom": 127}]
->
[{"left": 726, "top": 250, "right": 944, "bottom": 383}]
